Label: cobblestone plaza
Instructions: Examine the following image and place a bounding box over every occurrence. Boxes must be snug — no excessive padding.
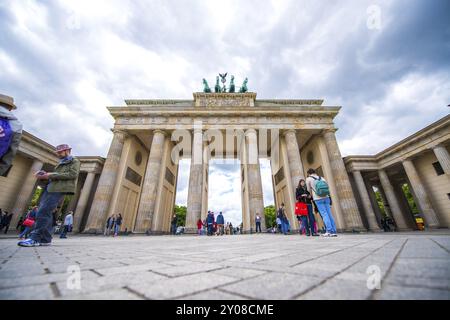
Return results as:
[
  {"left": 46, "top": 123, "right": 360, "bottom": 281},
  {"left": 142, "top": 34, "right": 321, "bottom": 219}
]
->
[{"left": 0, "top": 232, "right": 449, "bottom": 300}]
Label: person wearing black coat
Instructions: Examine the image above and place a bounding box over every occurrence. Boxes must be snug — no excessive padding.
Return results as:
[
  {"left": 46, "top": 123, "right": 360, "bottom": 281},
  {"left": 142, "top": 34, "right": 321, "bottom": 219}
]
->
[{"left": 296, "top": 179, "right": 319, "bottom": 236}]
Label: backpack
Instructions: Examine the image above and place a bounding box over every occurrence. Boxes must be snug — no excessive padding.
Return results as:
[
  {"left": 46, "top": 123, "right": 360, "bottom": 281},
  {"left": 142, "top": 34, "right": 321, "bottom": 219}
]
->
[
  {"left": 0, "top": 117, "right": 13, "bottom": 158},
  {"left": 312, "top": 176, "right": 330, "bottom": 197}
]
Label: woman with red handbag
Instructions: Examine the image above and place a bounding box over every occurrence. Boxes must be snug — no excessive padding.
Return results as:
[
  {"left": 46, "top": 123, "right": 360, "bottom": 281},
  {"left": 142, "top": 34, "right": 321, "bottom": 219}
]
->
[
  {"left": 296, "top": 179, "right": 319, "bottom": 236},
  {"left": 18, "top": 206, "right": 38, "bottom": 240}
]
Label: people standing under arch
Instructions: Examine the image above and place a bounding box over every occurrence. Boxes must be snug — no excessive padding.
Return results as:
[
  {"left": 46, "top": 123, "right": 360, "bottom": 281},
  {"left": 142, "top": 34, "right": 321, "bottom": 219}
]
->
[
  {"left": 113, "top": 213, "right": 122, "bottom": 237},
  {"left": 216, "top": 211, "right": 225, "bottom": 236},
  {"left": 296, "top": 179, "right": 319, "bottom": 237},
  {"left": 277, "top": 203, "right": 289, "bottom": 235},
  {"left": 255, "top": 213, "right": 262, "bottom": 233},
  {"left": 170, "top": 213, "right": 178, "bottom": 235},
  {"left": 206, "top": 211, "right": 215, "bottom": 236},
  {"left": 306, "top": 168, "right": 337, "bottom": 237},
  {"left": 197, "top": 218, "right": 204, "bottom": 235},
  {"left": 60, "top": 211, "right": 74, "bottom": 239}
]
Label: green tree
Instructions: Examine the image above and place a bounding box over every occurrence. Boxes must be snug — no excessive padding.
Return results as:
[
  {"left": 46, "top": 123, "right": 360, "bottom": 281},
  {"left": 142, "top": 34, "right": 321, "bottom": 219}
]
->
[
  {"left": 30, "top": 186, "right": 43, "bottom": 208},
  {"left": 174, "top": 205, "right": 187, "bottom": 226},
  {"left": 373, "top": 189, "right": 387, "bottom": 217},
  {"left": 264, "top": 205, "right": 276, "bottom": 228},
  {"left": 402, "top": 184, "right": 419, "bottom": 215}
]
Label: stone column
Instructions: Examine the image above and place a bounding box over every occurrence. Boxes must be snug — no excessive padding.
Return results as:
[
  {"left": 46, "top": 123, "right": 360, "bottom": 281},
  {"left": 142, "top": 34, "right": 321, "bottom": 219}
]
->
[
  {"left": 432, "top": 145, "right": 450, "bottom": 175},
  {"left": 246, "top": 129, "right": 266, "bottom": 231},
  {"left": 402, "top": 159, "right": 440, "bottom": 228},
  {"left": 73, "top": 172, "right": 96, "bottom": 232},
  {"left": 11, "top": 159, "right": 44, "bottom": 228},
  {"left": 378, "top": 169, "right": 410, "bottom": 230},
  {"left": 322, "top": 129, "right": 364, "bottom": 230},
  {"left": 186, "top": 129, "right": 204, "bottom": 233},
  {"left": 284, "top": 129, "right": 305, "bottom": 192},
  {"left": 84, "top": 130, "right": 127, "bottom": 233},
  {"left": 66, "top": 176, "right": 83, "bottom": 213},
  {"left": 352, "top": 170, "right": 381, "bottom": 231},
  {"left": 134, "top": 130, "right": 166, "bottom": 233}
]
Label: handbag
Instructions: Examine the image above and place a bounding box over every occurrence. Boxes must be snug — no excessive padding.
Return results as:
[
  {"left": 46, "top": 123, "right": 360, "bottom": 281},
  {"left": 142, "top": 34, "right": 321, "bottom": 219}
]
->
[
  {"left": 295, "top": 202, "right": 308, "bottom": 216},
  {"left": 23, "top": 218, "right": 35, "bottom": 227}
]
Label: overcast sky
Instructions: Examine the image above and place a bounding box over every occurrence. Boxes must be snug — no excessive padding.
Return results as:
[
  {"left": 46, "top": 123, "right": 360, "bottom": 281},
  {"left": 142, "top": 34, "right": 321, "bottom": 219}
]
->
[{"left": 1, "top": 0, "right": 449, "bottom": 225}]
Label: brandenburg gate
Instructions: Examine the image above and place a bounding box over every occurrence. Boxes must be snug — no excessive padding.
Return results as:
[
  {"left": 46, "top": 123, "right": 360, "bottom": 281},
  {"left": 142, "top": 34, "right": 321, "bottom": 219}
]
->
[{"left": 83, "top": 89, "right": 365, "bottom": 234}]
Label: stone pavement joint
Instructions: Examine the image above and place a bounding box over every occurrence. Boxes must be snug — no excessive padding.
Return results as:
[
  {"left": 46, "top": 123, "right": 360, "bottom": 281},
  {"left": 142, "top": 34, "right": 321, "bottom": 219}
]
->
[{"left": 0, "top": 232, "right": 449, "bottom": 300}]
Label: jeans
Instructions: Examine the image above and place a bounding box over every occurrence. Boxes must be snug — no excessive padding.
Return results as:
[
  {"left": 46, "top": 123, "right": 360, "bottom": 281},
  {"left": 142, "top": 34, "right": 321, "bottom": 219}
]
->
[
  {"left": 30, "top": 191, "right": 64, "bottom": 244},
  {"left": 171, "top": 223, "right": 177, "bottom": 235},
  {"left": 207, "top": 223, "right": 213, "bottom": 235},
  {"left": 255, "top": 222, "right": 262, "bottom": 233},
  {"left": 281, "top": 220, "right": 289, "bottom": 234},
  {"left": 114, "top": 224, "right": 121, "bottom": 235},
  {"left": 60, "top": 225, "right": 69, "bottom": 238},
  {"left": 314, "top": 197, "right": 337, "bottom": 234},
  {"left": 19, "top": 226, "right": 32, "bottom": 238}
]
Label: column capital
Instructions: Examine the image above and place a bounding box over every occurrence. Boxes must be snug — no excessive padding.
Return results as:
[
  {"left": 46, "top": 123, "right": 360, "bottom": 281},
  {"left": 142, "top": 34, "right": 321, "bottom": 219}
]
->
[
  {"left": 322, "top": 128, "right": 338, "bottom": 135},
  {"left": 111, "top": 128, "right": 130, "bottom": 138},
  {"left": 283, "top": 129, "right": 296, "bottom": 136},
  {"left": 431, "top": 143, "right": 446, "bottom": 150},
  {"left": 153, "top": 129, "right": 166, "bottom": 136},
  {"left": 245, "top": 128, "right": 257, "bottom": 135}
]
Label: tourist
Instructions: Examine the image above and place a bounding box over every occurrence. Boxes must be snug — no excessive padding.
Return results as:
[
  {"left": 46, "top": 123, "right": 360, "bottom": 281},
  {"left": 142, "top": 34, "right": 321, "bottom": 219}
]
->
[
  {"left": 0, "top": 94, "right": 23, "bottom": 177},
  {"left": 113, "top": 213, "right": 123, "bottom": 237},
  {"left": 197, "top": 218, "right": 203, "bottom": 235},
  {"left": 216, "top": 211, "right": 225, "bottom": 236},
  {"left": 19, "top": 207, "right": 38, "bottom": 239},
  {"left": 277, "top": 203, "right": 289, "bottom": 235},
  {"left": 171, "top": 213, "right": 178, "bottom": 235},
  {"left": 306, "top": 168, "right": 337, "bottom": 237},
  {"left": 60, "top": 211, "right": 74, "bottom": 239},
  {"left": 296, "top": 179, "right": 319, "bottom": 237},
  {"left": 206, "top": 211, "right": 215, "bottom": 236},
  {"left": 255, "top": 213, "right": 262, "bottom": 233},
  {"left": 0, "top": 212, "right": 13, "bottom": 234},
  {"left": 18, "top": 144, "right": 80, "bottom": 247},
  {"left": 104, "top": 215, "right": 115, "bottom": 236},
  {"left": 275, "top": 216, "right": 282, "bottom": 233}
]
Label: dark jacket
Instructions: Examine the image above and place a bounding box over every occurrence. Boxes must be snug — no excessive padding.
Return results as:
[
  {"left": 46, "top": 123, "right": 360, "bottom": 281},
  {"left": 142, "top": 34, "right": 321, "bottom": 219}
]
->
[
  {"left": 296, "top": 186, "right": 312, "bottom": 204},
  {"left": 47, "top": 157, "right": 81, "bottom": 194},
  {"left": 206, "top": 213, "right": 215, "bottom": 224},
  {"left": 216, "top": 214, "right": 224, "bottom": 225}
]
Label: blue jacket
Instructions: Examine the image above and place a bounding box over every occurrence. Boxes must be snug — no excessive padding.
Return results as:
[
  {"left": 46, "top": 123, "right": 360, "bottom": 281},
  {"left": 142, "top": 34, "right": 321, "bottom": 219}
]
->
[
  {"left": 206, "top": 213, "right": 215, "bottom": 224},
  {"left": 216, "top": 214, "right": 224, "bottom": 224}
]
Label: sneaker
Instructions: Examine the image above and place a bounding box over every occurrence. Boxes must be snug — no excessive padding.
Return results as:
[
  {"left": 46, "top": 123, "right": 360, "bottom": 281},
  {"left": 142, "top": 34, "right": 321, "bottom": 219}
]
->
[
  {"left": 329, "top": 233, "right": 338, "bottom": 237},
  {"left": 18, "top": 239, "right": 40, "bottom": 247},
  {"left": 312, "top": 233, "right": 320, "bottom": 237},
  {"left": 321, "top": 233, "right": 331, "bottom": 237}
]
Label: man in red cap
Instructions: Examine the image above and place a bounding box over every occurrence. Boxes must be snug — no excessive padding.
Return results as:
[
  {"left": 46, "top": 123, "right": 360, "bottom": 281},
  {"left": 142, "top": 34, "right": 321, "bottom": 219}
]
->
[{"left": 18, "top": 144, "right": 80, "bottom": 247}]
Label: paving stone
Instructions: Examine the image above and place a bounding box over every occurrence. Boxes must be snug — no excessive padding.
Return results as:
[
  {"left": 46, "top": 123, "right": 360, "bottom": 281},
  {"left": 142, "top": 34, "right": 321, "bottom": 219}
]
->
[
  {"left": 56, "top": 271, "right": 167, "bottom": 297},
  {"left": 221, "top": 272, "right": 323, "bottom": 299},
  {"left": 128, "top": 273, "right": 238, "bottom": 299},
  {"left": 0, "top": 283, "right": 54, "bottom": 300},
  {"left": 298, "top": 278, "right": 375, "bottom": 300},
  {"left": 209, "top": 267, "right": 267, "bottom": 279}
]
